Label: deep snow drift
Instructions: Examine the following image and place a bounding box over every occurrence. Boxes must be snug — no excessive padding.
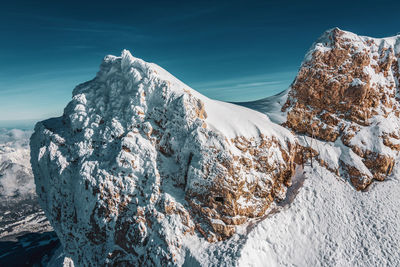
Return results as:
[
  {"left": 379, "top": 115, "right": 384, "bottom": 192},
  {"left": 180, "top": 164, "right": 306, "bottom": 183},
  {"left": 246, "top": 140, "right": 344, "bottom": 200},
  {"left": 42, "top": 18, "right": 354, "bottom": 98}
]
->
[{"left": 30, "top": 28, "right": 400, "bottom": 266}]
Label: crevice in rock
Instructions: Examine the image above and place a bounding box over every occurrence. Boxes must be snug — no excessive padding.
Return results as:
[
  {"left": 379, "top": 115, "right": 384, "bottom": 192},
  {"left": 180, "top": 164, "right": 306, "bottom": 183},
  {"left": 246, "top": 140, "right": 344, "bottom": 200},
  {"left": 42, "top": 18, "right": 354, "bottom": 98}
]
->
[{"left": 184, "top": 153, "right": 193, "bottom": 189}]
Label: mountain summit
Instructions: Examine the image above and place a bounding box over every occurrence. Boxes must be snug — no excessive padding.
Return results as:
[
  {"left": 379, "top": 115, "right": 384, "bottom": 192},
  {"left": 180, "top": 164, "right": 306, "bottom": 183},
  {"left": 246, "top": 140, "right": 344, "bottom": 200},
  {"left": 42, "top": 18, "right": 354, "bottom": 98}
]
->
[
  {"left": 30, "top": 29, "right": 400, "bottom": 266},
  {"left": 282, "top": 28, "right": 400, "bottom": 189},
  {"left": 30, "top": 50, "right": 297, "bottom": 265}
]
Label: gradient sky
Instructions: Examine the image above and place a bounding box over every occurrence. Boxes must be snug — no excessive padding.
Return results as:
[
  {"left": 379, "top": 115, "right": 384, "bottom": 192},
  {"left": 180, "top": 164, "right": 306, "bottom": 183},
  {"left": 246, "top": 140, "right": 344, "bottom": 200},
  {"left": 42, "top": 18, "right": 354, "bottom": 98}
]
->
[{"left": 1, "top": 0, "right": 400, "bottom": 127}]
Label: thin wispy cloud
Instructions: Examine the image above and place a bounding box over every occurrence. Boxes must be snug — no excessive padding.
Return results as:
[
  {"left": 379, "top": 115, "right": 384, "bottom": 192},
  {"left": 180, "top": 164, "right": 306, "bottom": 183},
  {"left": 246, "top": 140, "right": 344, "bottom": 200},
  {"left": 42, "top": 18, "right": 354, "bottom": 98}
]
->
[
  {"left": 198, "top": 81, "right": 283, "bottom": 92},
  {"left": 190, "top": 71, "right": 296, "bottom": 102},
  {"left": 192, "top": 71, "right": 295, "bottom": 89}
]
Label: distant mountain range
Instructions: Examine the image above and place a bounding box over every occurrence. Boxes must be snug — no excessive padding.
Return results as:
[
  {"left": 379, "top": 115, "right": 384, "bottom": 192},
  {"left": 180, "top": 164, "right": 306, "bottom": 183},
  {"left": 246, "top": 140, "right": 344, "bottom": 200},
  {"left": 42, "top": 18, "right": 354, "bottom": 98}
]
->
[{"left": 0, "top": 129, "right": 72, "bottom": 266}]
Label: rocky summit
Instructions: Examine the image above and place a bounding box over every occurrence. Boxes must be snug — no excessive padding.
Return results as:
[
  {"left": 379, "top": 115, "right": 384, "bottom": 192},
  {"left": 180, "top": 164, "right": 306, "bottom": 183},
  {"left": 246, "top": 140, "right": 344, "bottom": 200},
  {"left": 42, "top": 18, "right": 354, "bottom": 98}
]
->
[
  {"left": 30, "top": 28, "right": 400, "bottom": 266},
  {"left": 30, "top": 50, "right": 297, "bottom": 265},
  {"left": 283, "top": 28, "right": 400, "bottom": 190}
]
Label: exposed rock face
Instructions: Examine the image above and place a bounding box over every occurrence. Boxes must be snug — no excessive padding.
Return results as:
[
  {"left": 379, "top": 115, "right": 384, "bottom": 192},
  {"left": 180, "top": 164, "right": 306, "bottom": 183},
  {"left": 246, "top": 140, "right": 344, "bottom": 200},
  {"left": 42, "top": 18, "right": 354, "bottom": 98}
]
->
[
  {"left": 283, "top": 28, "right": 400, "bottom": 190},
  {"left": 30, "top": 50, "right": 296, "bottom": 265}
]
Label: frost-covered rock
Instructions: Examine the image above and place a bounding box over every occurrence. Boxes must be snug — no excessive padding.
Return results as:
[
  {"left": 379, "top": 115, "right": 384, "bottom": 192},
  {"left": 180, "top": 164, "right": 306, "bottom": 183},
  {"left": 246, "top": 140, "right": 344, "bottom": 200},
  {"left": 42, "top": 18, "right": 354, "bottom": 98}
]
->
[{"left": 30, "top": 50, "right": 297, "bottom": 265}]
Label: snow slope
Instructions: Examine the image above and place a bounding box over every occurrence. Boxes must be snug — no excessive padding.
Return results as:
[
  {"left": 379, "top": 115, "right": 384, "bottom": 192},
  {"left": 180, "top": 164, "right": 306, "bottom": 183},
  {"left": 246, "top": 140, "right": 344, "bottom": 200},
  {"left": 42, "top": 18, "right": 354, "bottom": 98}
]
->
[
  {"left": 236, "top": 89, "right": 289, "bottom": 124},
  {"left": 236, "top": 164, "right": 400, "bottom": 267}
]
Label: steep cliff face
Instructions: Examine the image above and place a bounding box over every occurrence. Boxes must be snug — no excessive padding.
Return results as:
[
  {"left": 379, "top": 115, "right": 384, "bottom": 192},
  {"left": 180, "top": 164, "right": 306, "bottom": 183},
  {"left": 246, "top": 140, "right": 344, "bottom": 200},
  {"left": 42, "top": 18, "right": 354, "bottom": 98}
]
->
[
  {"left": 282, "top": 28, "right": 400, "bottom": 190},
  {"left": 30, "top": 50, "right": 297, "bottom": 265}
]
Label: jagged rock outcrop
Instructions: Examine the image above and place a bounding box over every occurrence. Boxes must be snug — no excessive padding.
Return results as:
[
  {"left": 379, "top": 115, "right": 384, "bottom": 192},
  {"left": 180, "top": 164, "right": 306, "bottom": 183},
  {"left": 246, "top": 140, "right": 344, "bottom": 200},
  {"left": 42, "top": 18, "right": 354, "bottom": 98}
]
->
[
  {"left": 30, "top": 50, "right": 297, "bottom": 265},
  {"left": 282, "top": 28, "right": 400, "bottom": 190}
]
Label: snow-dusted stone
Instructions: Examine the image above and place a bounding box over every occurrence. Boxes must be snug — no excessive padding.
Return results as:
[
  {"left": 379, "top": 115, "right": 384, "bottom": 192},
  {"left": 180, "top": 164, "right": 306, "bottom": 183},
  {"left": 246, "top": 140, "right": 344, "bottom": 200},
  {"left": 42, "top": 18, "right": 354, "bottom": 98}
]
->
[
  {"left": 30, "top": 50, "right": 297, "bottom": 265},
  {"left": 282, "top": 28, "right": 400, "bottom": 190}
]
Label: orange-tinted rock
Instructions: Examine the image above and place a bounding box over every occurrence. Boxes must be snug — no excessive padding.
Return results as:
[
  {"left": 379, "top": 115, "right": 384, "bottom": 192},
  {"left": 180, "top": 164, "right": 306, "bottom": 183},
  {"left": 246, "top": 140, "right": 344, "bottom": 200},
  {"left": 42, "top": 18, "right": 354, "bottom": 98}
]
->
[
  {"left": 282, "top": 28, "right": 400, "bottom": 189},
  {"left": 186, "top": 135, "right": 297, "bottom": 240}
]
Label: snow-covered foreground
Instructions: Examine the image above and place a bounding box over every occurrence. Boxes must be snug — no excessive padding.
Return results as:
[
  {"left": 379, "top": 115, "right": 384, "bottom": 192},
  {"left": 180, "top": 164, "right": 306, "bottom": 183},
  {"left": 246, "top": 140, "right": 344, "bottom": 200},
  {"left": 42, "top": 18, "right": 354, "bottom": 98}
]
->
[{"left": 184, "top": 163, "right": 400, "bottom": 266}]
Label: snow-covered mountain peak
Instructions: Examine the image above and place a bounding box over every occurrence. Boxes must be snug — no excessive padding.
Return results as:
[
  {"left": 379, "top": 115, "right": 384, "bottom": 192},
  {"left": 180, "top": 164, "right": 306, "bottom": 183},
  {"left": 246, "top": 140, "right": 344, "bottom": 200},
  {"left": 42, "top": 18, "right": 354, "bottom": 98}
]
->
[{"left": 31, "top": 50, "right": 298, "bottom": 265}]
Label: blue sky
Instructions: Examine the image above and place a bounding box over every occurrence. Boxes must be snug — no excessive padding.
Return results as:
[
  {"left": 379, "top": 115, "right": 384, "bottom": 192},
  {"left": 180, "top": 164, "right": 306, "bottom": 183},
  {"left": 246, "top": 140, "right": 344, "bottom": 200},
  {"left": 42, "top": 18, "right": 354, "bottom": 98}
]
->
[{"left": 1, "top": 0, "right": 400, "bottom": 127}]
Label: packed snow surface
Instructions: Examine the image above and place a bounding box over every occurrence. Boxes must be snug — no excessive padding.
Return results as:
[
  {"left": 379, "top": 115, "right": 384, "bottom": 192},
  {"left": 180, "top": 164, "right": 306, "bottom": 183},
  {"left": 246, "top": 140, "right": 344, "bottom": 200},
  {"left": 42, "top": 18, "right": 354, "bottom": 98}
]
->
[{"left": 236, "top": 165, "right": 400, "bottom": 267}]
